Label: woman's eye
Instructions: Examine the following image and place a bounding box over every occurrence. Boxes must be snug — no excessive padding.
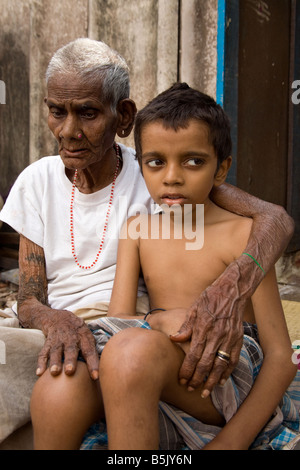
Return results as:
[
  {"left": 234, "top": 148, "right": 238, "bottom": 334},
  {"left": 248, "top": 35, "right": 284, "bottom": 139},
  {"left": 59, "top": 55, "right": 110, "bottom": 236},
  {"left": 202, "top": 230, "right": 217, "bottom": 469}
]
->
[
  {"left": 50, "top": 108, "right": 64, "bottom": 118},
  {"left": 81, "top": 110, "right": 96, "bottom": 119}
]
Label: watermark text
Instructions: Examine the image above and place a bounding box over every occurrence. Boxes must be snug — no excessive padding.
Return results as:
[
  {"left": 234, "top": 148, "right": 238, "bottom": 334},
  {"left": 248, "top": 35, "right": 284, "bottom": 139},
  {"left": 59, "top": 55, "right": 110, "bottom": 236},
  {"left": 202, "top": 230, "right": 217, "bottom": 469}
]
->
[
  {"left": 292, "top": 80, "right": 300, "bottom": 105},
  {"left": 292, "top": 340, "right": 300, "bottom": 370},
  {"left": 0, "top": 340, "right": 6, "bottom": 365},
  {"left": 95, "top": 198, "right": 205, "bottom": 251},
  {"left": 123, "top": 203, "right": 204, "bottom": 251},
  {"left": 0, "top": 80, "right": 6, "bottom": 104}
]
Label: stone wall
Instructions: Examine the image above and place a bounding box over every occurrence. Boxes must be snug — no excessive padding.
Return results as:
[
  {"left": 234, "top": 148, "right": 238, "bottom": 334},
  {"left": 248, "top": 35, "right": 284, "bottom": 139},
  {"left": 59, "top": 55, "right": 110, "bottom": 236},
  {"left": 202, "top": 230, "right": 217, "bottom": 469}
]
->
[{"left": 0, "top": 0, "right": 218, "bottom": 199}]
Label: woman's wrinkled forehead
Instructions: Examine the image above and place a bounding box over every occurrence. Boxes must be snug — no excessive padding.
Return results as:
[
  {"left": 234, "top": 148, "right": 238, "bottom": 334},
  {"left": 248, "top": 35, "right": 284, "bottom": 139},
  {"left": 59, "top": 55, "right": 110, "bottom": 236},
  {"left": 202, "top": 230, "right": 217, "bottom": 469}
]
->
[{"left": 46, "top": 73, "right": 105, "bottom": 104}]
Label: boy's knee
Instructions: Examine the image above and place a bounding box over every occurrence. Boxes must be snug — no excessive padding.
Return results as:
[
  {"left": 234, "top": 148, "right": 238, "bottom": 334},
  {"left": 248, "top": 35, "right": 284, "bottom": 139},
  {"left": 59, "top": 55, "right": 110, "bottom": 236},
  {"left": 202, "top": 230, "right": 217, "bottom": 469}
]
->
[{"left": 100, "top": 328, "right": 171, "bottom": 381}]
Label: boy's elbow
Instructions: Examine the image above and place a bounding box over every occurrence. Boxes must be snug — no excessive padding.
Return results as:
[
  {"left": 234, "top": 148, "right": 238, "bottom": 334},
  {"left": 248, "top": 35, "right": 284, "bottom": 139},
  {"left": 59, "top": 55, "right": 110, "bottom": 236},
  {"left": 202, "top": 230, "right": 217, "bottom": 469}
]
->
[{"left": 265, "top": 348, "right": 298, "bottom": 381}]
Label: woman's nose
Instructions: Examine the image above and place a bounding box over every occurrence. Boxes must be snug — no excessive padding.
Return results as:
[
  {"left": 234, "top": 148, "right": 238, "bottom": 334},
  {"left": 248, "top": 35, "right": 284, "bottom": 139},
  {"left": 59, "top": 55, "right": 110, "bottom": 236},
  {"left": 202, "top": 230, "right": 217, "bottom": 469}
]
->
[{"left": 59, "top": 113, "right": 79, "bottom": 140}]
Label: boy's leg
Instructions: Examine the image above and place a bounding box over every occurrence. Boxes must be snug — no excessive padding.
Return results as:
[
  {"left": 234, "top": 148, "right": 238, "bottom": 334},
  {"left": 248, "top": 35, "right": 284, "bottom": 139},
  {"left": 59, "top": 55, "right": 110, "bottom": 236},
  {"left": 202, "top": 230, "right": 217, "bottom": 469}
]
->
[
  {"left": 30, "top": 361, "right": 103, "bottom": 450},
  {"left": 99, "top": 328, "right": 224, "bottom": 450}
]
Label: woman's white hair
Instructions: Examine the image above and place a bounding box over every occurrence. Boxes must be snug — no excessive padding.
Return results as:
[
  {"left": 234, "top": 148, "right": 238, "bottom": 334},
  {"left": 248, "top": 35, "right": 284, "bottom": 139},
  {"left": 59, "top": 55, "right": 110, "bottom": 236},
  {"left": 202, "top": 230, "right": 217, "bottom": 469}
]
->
[{"left": 46, "top": 38, "right": 130, "bottom": 112}]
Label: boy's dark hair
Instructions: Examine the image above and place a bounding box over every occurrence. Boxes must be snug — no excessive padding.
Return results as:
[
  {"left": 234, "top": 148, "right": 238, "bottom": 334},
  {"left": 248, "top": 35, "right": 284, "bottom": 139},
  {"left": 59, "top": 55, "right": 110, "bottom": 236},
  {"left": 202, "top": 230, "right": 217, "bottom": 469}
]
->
[{"left": 134, "top": 82, "right": 232, "bottom": 166}]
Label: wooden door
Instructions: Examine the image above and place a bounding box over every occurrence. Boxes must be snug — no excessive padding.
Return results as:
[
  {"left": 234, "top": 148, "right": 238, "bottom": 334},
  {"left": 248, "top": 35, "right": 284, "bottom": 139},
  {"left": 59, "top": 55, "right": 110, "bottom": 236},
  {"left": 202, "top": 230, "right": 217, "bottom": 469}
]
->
[{"left": 224, "top": 0, "right": 300, "bottom": 251}]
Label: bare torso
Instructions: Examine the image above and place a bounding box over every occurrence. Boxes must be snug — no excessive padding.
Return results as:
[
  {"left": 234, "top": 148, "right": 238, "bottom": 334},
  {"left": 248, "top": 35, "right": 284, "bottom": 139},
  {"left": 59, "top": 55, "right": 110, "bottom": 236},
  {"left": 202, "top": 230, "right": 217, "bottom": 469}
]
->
[{"left": 139, "top": 203, "right": 255, "bottom": 323}]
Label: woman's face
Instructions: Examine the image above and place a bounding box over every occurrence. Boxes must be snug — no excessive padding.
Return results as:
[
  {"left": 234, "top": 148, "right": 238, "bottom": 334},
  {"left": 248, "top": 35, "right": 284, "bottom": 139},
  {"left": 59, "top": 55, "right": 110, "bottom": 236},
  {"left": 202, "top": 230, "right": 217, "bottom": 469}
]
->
[{"left": 45, "top": 74, "right": 119, "bottom": 171}]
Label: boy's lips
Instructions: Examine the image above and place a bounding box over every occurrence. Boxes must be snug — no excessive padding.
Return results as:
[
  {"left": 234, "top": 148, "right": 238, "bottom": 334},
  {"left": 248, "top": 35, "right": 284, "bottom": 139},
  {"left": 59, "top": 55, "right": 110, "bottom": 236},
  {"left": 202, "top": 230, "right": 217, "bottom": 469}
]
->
[{"left": 160, "top": 193, "right": 187, "bottom": 205}]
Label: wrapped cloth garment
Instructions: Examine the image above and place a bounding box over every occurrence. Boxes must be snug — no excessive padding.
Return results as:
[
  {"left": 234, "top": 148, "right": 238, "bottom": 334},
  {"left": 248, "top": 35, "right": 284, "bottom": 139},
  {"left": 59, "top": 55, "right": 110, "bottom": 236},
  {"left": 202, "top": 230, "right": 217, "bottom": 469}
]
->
[{"left": 80, "top": 317, "right": 300, "bottom": 450}]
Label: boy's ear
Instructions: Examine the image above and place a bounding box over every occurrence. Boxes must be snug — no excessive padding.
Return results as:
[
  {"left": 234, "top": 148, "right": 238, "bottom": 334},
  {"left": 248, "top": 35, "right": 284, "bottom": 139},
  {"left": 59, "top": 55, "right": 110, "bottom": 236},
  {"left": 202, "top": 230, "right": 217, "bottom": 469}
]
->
[
  {"left": 116, "top": 99, "right": 137, "bottom": 138},
  {"left": 213, "top": 156, "right": 232, "bottom": 186}
]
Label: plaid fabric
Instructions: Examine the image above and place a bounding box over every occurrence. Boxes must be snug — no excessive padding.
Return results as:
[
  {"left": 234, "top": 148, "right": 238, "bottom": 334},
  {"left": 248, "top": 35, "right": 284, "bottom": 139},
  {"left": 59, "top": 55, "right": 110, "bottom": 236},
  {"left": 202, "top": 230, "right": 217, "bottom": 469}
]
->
[{"left": 80, "top": 318, "right": 300, "bottom": 450}]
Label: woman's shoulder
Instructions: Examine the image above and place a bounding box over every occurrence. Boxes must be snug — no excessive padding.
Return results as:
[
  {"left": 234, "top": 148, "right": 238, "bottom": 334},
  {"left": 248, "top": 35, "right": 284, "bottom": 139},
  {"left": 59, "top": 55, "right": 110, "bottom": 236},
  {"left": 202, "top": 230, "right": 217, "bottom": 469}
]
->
[
  {"left": 30, "top": 155, "right": 61, "bottom": 170},
  {"left": 118, "top": 144, "right": 140, "bottom": 174},
  {"left": 118, "top": 143, "right": 135, "bottom": 158},
  {"left": 18, "top": 155, "right": 61, "bottom": 178}
]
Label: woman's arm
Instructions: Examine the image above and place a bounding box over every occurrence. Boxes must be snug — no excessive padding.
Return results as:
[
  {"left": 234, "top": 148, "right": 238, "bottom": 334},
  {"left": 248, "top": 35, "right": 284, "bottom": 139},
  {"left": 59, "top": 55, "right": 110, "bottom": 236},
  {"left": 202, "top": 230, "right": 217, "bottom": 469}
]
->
[
  {"left": 211, "top": 183, "right": 295, "bottom": 269},
  {"left": 203, "top": 267, "right": 297, "bottom": 450},
  {"left": 17, "top": 235, "right": 99, "bottom": 379},
  {"left": 174, "top": 183, "right": 295, "bottom": 392}
]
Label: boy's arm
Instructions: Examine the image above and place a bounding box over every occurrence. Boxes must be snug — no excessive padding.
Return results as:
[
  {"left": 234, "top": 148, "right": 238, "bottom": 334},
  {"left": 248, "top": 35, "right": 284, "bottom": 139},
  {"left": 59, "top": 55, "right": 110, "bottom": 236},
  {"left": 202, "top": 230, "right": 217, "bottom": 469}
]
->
[
  {"left": 203, "top": 267, "right": 297, "bottom": 450},
  {"left": 17, "top": 235, "right": 99, "bottom": 379},
  {"left": 108, "top": 219, "right": 142, "bottom": 317},
  {"left": 173, "top": 183, "right": 295, "bottom": 392}
]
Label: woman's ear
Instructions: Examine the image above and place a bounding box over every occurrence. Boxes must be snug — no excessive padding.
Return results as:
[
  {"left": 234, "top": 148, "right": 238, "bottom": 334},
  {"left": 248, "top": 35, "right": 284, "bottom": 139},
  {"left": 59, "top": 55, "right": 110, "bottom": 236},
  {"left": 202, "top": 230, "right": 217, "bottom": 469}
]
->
[
  {"left": 116, "top": 99, "right": 137, "bottom": 138},
  {"left": 214, "top": 156, "right": 232, "bottom": 187}
]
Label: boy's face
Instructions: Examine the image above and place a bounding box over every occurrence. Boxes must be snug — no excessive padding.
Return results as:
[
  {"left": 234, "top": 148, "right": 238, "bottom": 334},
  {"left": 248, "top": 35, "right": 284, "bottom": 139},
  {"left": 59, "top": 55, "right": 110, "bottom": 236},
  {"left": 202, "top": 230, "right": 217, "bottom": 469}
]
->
[{"left": 140, "top": 119, "right": 230, "bottom": 208}]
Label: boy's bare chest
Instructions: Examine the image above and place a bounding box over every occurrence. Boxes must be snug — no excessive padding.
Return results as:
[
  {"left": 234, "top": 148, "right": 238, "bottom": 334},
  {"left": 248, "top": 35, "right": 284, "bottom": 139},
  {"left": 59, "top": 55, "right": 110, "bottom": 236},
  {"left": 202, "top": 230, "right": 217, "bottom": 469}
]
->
[{"left": 139, "top": 236, "right": 229, "bottom": 306}]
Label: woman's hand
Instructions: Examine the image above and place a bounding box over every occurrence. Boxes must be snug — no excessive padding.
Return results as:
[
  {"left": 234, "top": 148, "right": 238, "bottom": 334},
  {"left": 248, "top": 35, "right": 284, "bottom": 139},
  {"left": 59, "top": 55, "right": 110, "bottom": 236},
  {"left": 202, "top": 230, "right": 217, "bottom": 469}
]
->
[
  {"left": 17, "top": 236, "right": 99, "bottom": 380},
  {"left": 35, "top": 308, "right": 99, "bottom": 380}
]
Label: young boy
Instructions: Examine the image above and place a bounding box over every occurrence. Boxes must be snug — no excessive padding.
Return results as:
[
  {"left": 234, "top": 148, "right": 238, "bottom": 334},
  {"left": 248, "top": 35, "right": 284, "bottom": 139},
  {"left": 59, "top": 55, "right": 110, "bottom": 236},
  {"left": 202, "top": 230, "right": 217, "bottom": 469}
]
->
[{"left": 99, "top": 83, "right": 297, "bottom": 449}]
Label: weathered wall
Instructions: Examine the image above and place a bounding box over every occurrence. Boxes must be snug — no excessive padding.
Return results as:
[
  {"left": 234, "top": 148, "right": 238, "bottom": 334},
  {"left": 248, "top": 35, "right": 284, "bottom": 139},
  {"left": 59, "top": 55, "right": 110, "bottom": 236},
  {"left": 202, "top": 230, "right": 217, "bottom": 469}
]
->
[
  {"left": 0, "top": 0, "right": 218, "bottom": 199},
  {"left": 88, "top": 0, "right": 180, "bottom": 149},
  {"left": 0, "top": 1, "right": 31, "bottom": 198},
  {"left": 181, "top": 0, "right": 218, "bottom": 98},
  {"left": 29, "top": 0, "right": 89, "bottom": 161}
]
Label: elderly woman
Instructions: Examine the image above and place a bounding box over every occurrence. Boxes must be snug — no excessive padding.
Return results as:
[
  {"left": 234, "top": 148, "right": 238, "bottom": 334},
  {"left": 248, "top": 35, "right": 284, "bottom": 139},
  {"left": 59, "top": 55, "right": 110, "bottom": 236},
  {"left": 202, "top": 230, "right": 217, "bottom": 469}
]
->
[{"left": 0, "top": 38, "right": 294, "bottom": 449}]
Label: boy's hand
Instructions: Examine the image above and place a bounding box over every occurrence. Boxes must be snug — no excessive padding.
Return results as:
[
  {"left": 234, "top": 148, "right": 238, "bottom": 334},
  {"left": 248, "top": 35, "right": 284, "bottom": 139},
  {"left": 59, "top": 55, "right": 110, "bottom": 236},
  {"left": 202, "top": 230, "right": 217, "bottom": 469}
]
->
[{"left": 170, "top": 261, "right": 247, "bottom": 393}]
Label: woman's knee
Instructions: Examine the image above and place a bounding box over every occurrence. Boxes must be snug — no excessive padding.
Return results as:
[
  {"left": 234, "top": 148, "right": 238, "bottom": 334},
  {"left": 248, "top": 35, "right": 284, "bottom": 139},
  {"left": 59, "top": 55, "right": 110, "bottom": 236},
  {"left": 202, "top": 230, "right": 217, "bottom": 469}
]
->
[{"left": 31, "top": 369, "right": 57, "bottom": 417}]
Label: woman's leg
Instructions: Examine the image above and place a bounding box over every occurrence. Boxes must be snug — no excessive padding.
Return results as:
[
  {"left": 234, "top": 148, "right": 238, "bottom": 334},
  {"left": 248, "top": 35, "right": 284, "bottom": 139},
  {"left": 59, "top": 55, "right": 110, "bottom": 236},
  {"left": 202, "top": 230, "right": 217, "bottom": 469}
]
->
[
  {"left": 30, "top": 361, "right": 103, "bottom": 449},
  {"left": 99, "top": 328, "right": 224, "bottom": 450}
]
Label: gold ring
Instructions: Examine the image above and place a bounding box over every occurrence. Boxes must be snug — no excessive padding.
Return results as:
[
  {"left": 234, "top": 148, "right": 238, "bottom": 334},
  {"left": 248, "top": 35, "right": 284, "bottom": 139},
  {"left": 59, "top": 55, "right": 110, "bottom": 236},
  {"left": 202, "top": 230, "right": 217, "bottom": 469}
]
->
[
  {"left": 216, "top": 355, "right": 230, "bottom": 365},
  {"left": 216, "top": 350, "right": 230, "bottom": 363},
  {"left": 217, "top": 350, "right": 230, "bottom": 359}
]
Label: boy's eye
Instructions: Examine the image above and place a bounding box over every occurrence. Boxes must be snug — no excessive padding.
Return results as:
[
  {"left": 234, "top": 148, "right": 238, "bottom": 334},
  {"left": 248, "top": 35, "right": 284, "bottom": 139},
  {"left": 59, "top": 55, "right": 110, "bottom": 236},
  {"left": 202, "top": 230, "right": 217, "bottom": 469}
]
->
[
  {"left": 146, "top": 159, "right": 164, "bottom": 168},
  {"left": 185, "top": 158, "right": 205, "bottom": 167}
]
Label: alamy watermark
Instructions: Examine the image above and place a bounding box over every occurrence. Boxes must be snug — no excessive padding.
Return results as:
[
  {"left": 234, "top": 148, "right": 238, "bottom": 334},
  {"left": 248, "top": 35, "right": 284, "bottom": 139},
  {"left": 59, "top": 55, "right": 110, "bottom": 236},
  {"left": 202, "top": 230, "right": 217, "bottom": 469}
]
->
[
  {"left": 95, "top": 198, "right": 204, "bottom": 251},
  {"left": 292, "top": 80, "right": 300, "bottom": 105},
  {"left": 0, "top": 340, "right": 6, "bottom": 365},
  {"left": 292, "top": 340, "right": 300, "bottom": 370},
  {"left": 0, "top": 80, "right": 6, "bottom": 104}
]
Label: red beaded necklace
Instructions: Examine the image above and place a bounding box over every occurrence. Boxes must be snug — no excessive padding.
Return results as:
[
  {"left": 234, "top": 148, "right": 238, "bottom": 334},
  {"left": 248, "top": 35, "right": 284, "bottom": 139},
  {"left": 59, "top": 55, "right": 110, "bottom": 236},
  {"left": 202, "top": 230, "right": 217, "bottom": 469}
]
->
[{"left": 70, "top": 143, "right": 120, "bottom": 270}]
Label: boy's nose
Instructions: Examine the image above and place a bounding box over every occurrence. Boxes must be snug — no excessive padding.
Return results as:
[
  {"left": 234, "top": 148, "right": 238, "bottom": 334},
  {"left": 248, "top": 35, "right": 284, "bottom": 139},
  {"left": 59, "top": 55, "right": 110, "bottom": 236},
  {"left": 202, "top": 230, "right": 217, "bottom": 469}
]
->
[{"left": 163, "top": 164, "right": 184, "bottom": 185}]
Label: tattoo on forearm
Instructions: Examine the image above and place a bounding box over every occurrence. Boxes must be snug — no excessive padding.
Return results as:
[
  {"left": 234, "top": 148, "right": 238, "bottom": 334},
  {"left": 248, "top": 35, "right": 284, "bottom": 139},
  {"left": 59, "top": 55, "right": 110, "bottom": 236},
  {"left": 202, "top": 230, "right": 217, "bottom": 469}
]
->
[
  {"left": 24, "top": 253, "right": 46, "bottom": 266},
  {"left": 18, "top": 273, "right": 49, "bottom": 307},
  {"left": 18, "top": 245, "right": 48, "bottom": 307}
]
